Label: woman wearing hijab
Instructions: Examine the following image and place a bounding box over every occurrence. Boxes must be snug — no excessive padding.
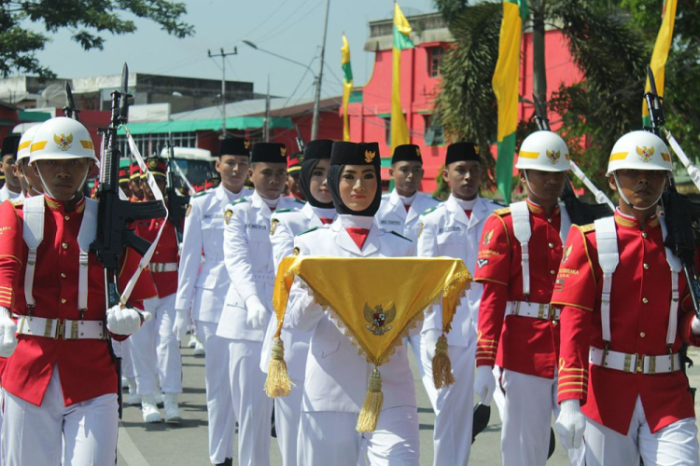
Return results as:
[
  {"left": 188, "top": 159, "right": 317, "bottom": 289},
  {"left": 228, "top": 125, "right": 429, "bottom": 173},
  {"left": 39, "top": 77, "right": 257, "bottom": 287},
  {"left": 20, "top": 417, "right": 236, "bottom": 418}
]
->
[
  {"left": 264, "top": 139, "right": 337, "bottom": 466},
  {"left": 286, "top": 141, "right": 419, "bottom": 466}
]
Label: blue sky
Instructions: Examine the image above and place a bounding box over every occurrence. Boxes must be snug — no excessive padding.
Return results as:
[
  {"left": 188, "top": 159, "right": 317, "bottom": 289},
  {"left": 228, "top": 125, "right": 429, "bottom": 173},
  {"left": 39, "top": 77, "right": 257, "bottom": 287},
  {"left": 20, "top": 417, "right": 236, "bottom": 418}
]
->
[{"left": 34, "top": 0, "right": 437, "bottom": 104}]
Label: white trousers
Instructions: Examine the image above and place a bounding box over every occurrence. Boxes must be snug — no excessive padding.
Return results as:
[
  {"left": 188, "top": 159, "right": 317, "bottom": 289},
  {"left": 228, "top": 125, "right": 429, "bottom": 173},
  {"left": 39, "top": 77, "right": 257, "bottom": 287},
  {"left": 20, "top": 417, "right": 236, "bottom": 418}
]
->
[
  {"left": 407, "top": 333, "right": 437, "bottom": 412},
  {"left": 583, "top": 396, "right": 699, "bottom": 466},
  {"left": 297, "top": 407, "right": 420, "bottom": 466},
  {"left": 2, "top": 367, "right": 119, "bottom": 466},
  {"left": 130, "top": 294, "right": 182, "bottom": 395},
  {"left": 111, "top": 339, "right": 134, "bottom": 379},
  {"left": 419, "top": 331, "right": 475, "bottom": 466},
  {"left": 274, "top": 379, "right": 303, "bottom": 466},
  {"left": 198, "top": 320, "right": 236, "bottom": 464},
  {"left": 500, "top": 369, "right": 558, "bottom": 466},
  {"left": 228, "top": 340, "right": 272, "bottom": 466}
]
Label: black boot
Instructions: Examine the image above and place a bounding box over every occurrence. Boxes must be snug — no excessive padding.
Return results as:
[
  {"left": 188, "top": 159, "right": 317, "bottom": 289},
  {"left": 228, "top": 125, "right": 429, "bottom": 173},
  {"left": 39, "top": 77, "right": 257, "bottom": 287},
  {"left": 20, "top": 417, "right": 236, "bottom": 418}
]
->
[{"left": 215, "top": 458, "right": 233, "bottom": 466}]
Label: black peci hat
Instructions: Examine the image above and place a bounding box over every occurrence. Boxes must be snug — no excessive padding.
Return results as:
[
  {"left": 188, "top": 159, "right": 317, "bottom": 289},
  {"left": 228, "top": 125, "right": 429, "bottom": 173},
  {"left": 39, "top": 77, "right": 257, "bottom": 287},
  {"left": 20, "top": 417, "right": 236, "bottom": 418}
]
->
[
  {"left": 219, "top": 137, "right": 250, "bottom": 157},
  {"left": 330, "top": 141, "right": 380, "bottom": 168},
  {"left": 251, "top": 142, "right": 287, "bottom": 164},
  {"left": 391, "top": 144, "right": 423, "bottom": 165},
  {"left": 1, "top": 135, "right": 21, "bottom": 160},
  {"left": 303, "top": 139, "right": 333, "bottom": 161},
  {"left": 445, "top": 142, "right": 481, "bottom": 166}
]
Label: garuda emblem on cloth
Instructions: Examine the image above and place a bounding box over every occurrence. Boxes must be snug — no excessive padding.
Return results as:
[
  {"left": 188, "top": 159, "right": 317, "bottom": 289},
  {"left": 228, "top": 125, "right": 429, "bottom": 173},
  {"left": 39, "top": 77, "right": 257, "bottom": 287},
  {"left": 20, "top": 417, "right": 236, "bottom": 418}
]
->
[
  {"left": 636, "top": 145, "right": 654, "bottom": 162},
  {"left": 364, "top": 303, "right": 396, "bottom": 336},
  {"left": 54, "top": 133, "right": 73, "bottom": 151}
]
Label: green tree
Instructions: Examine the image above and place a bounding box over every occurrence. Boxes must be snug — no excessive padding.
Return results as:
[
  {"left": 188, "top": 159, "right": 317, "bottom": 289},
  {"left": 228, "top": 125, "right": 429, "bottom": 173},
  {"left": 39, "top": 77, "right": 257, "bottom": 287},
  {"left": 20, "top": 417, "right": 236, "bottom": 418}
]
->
[{"left": 0, "top": 0, "right": 194, "bottom": 78}]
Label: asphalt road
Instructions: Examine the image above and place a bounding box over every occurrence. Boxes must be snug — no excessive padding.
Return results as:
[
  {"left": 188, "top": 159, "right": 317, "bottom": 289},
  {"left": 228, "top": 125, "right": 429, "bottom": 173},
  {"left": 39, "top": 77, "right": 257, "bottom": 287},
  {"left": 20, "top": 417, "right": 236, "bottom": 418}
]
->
[{"left": 116, "top": 344, "right": 700, "bottom": 466}]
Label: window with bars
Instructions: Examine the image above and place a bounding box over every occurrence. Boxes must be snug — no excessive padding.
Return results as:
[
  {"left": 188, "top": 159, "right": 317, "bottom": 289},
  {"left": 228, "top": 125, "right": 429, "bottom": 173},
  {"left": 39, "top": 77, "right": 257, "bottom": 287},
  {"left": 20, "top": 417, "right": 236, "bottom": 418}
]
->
[
  {"left": 427, "top": 46, "right": 445, "bottom": 78},
  {"left": 115, "top": 132, "right": 197, "bottom": 158},
  {"left": 423, "top": 115, "right": 444, "bottom": 146}
]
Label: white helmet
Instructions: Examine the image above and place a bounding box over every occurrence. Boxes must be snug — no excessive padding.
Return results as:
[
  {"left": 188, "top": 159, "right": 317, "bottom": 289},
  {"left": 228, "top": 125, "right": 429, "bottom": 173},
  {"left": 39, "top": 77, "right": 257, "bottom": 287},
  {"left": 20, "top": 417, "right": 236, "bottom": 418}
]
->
[
  {"left": 606, "top": 130, "right": 671, "bottom": 176},
  {"left": 29, "top": 117, "right": 97, "bottom": 164},
  {"left": 16, "top": 125, "right": 40, "bottom": 162},
  {"left": 515, "top": 131, "right": 571, "bottom": 172}
]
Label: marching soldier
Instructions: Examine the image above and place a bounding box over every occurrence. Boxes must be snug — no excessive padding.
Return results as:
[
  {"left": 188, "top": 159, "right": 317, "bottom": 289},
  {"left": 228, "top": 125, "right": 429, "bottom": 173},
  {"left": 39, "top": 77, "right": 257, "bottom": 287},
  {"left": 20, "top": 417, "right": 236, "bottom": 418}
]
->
[
  {"left": 286, "top": 152, "right": 305, "bottom": 201},
  {"left": 553, "top": 130, "right": 700, "bottom": 465},
  {"left": 131, "top": 156, "right": 183, "bottom": 424},
  {"left": 0, "top": 117, "right": 143, "bottom": 464},
  {"left": 130, "top": 161, "right": 144, "bottom": 201},
  {"left": 265, "top": 139, "right": 336, "bottom": 465},
  {"left": 474, "top": 131, "right": 574, "bottom": 466},
  {"left": 174, "top": 137, "right": 253, "bottom": 466},
  {"left": 417, "top": 142, "right": 499, "bottom": 465},
  {"left": 219, "top": 142, "right": 302, "bottom": 466},
  {"left": 287, "top": 141, "right": 419, "bottom": 466},
  {"left": 120, "top": 161, "right": 133, "bottom": 199},
  {"left": 0, "top": 135, "right": 22, "bottom": 202},
  {"left": 14, "top": 125, "right": 43, "bottom": 198}
]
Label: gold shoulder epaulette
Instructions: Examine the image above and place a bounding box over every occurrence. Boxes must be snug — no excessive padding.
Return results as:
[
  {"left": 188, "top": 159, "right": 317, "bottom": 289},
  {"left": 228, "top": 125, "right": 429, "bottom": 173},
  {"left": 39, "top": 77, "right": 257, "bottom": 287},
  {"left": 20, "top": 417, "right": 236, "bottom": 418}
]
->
[
  {"left": 11, "top": 199, "right": 24, "bottom": 208},
  {"left": 578, "top": 223, "right": 595, "bottom": 233},
  {"left": 494, "top": 207, "right": 511, "bottom": 216}
]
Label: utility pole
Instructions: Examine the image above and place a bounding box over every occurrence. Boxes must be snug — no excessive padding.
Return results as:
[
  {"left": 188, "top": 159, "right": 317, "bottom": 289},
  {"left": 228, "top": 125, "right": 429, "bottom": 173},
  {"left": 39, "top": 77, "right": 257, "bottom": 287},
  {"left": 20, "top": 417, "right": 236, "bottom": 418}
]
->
[
  {"left": 264, "top": 76, "right": 271, "bottom": 142},
  {"left": 311, "top": 0, "right": 331, "bottom": 140},
  {"left": 208, "top": 47, "right": 238, "bottom": 138}
]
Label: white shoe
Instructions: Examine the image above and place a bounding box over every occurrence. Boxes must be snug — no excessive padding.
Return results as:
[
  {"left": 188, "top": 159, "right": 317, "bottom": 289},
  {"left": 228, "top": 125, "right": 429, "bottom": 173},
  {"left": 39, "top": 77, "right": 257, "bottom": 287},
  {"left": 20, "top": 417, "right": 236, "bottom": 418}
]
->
[
  {"left": 188, "top": 334, "right": 197, "bottom": 348},
  {"left": 164, "top": 393, "right": 181, "bottom": 423},
  {"left": 193, "top": 341, "right": 205, "bottom": 356},
  {"left": 126, "top": 377, "right": 141, "bottom": 405},
  {"left": 121, "top": 376, "right": 129, "bottom": 390},
  {"left": 141, "top": 394, "right": 162, "bottom": 423}
]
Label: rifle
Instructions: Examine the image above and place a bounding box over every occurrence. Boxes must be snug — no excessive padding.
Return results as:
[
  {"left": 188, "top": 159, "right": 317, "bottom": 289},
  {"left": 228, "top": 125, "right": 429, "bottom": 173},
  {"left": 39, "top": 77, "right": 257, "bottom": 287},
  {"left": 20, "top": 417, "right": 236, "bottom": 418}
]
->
[
  {"left": 63, "top": 82, "right": 80, "bottom": 121},
  {"left": 295, "top": 124, "right": 305, "bottom": 153},
  {"left": 645, "top": 67, "right": 700, "bottom": 318},
  {"left": 165, "top": 133, "right": 190, "bottom": 244},
  {"left": 531, "top": 95, "right": 613, "bottom": 225}
]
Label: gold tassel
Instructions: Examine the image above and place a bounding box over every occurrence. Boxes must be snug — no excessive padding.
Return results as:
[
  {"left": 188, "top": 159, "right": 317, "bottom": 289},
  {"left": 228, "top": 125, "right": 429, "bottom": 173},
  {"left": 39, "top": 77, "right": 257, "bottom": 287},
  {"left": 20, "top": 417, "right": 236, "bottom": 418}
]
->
[
  {"left": 356, "top": 367, "right": 384, "bottom": 433},
  {"left": 432, "top": 333, "right": 456, "bottom": 389},
  {"left": 264, "top": 337, "right": 295, "bottom": 397}
]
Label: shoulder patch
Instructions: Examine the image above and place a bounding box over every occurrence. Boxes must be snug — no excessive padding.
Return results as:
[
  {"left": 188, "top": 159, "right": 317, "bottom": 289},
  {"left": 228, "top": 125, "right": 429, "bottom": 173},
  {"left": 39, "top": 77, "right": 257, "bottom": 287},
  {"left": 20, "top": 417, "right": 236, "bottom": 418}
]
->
[
  {"left": 274, "top": 208, "right": 292, "bottom": 214},
  {"left": 494, "top": 207, "right": 511, "bottom": 216},
  {"left": 294, "top": 198, "right": 305, "bottom": 205},
  {"left": 389, "top": 230, "right": 412, "bottom": 242},
  {"left": 193, "top": 191, "right": 208, "bottom": 198},
  {"left": 11, "top": 199, "right": 24, "bottom": 207},
  {"left": 578, "top": 223, "right": 595, "bottom": 234},
  {"left": 421, "top": 204, "right": 443, "bottom": 216},
  {"left": 296, "top": 226, "right": 318, "bottom": 237}
]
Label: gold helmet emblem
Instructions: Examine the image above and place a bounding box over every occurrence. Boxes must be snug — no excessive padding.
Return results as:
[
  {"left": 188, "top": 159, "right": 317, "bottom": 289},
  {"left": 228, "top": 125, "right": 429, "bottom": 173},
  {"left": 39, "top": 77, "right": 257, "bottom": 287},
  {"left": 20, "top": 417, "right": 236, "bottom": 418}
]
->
[
  {"left": 280, "top": 147, "right": 287, "bottom": 157},
  {"left": 364, "top": 150, "right": 376, "bottom": 163},
  {"left": 636, "top": 145, "right": 655, "bottom": 162},
  {"left": 53, "top": 133, "right": 73, "bottom": 151},
  {"left": 546, "top": 149, "right": 561, "bottom": 164}
]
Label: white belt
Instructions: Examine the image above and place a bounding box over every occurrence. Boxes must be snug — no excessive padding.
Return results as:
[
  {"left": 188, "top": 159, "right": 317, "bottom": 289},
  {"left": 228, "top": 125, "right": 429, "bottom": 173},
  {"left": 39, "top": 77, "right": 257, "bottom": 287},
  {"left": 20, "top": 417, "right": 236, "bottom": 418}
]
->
[
  {"left": 505, "top": 301, "right": 560, "bottom": 321},
  {"left": 589, "top": 346, "right": 681, "bottom": 374},
  {"left": 15, "top": 315, "right": 106, "bottom": 340},
  {"left": 151, "top": 262, "right": 178, "bottom": 273}
]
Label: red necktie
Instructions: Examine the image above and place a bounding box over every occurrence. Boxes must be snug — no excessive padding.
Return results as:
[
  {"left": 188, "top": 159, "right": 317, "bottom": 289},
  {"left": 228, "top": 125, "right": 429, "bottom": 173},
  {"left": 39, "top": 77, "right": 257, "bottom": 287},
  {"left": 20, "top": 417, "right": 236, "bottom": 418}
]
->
[
  {"left": 464, "top": 210, "right": 472, "bottom": 219},
  {"left": 346, "top": 227, "right": 370, "bottom": 250},
  {"left": 320, "top": 218, "right": 333, "bottom": 225},
  {"left": 404, "top": 204, "right": 411, "bottom": 213}
]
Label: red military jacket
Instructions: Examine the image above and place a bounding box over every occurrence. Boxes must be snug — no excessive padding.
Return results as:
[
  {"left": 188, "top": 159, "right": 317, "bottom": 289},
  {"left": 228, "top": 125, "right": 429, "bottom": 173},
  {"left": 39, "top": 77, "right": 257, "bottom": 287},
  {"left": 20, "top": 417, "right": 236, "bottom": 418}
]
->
[
  {"left": 475, "top": 200, "right": 567, "bottom": 379},
  {"left": 0, "top": 196, "right": 144, "bottom": 406},
  {"left": 551, "top": 210, "right": 697, "bottom": 434},
  {"left": 136, "top": 217, "right": 179, "bottom": 298}
]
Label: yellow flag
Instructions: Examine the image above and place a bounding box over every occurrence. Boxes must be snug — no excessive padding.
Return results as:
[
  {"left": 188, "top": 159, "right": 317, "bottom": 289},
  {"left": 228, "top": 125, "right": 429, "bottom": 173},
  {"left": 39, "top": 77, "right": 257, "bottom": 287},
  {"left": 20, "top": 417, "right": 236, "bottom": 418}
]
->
[
  {"left": 642, "top": 0, "right": 677, "bottom": 121},
  {"left": 391, "top": 2, "right": 414, "bottom": 149},
  {"left": 341, "top": 34, "right": 353, "bottom": 142}
]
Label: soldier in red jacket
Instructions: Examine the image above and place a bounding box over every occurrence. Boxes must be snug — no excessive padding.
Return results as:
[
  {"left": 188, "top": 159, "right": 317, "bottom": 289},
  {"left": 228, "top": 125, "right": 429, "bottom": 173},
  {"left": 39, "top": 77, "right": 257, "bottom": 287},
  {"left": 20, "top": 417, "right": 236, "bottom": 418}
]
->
[
  {"left": 553, "top": 130, "right": 700, "bottom": 465},
  {"left": 130, "top": 155, "right": 183, "bottom": 423},
  {"left": 473, "top": 131, "right": 576, "bottom": 466},
  {"left": 0, "top": 117, "right": 143, "bottom": 465}
]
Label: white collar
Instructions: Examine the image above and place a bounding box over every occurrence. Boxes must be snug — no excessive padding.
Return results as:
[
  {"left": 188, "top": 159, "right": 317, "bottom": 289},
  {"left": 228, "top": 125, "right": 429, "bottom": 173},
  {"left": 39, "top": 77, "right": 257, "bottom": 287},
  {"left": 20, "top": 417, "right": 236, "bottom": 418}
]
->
[{"left": 339, "top": 214, "right": 374, "bottom": 229}]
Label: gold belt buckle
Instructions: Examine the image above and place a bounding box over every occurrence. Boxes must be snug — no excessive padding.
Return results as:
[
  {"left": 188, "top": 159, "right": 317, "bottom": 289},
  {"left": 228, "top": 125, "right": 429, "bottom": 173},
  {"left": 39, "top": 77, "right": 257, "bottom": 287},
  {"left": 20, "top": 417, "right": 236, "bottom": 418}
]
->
[
  {"left": 635, "top": 353, "right": 643, "bottom": 373},
  {"left": 538, "top": 303, "right": 546, "bottom": 319},
  {"left": 70, "top": 320, "right": 80, "bottom": 340},
  {"left": 648, "top": 355, "right": 656, "bottom": 375},
  {"left": 55, "top": 319, "right": 65, "bottom": 339}
]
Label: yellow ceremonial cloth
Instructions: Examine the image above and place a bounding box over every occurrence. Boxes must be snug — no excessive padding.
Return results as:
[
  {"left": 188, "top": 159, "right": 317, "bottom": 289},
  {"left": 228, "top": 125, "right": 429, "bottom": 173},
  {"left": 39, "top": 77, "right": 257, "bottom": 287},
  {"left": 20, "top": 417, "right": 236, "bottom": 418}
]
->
[{"left": 273, "top": 256, "right": 471, "bottom": 366}]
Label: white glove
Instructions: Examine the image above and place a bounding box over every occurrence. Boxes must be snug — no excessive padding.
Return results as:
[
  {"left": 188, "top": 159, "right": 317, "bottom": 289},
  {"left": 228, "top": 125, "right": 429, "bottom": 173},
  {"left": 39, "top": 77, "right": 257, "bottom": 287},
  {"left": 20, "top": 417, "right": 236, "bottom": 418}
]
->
[
  {"left": 0, "top": 307, "right": 17, "bottom": 357},
  {"left": 555, "top": 399, "right": 586, "bottom": 450},
  {"left": 106, "top": 306, "right": 142, "bottom": 335},
  {"left": 692, "top": 316, "right": 700, "bottom": 336},
  {"left": 474, "top": 365, "right": 496, "bottom": 405},
  {"left": 172, "top": 308, "right": 190, "bottom": 341},
  {"left": 245, "top": 295, "right": 267, "bottom": 330}
]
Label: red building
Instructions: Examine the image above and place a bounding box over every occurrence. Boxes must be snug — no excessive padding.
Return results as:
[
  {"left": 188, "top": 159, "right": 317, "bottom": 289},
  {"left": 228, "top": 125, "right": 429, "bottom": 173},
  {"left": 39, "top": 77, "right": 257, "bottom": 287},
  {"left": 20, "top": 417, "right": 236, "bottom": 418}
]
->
[{"left": 346, "top": 12, "right": 583, "bottom": 192}]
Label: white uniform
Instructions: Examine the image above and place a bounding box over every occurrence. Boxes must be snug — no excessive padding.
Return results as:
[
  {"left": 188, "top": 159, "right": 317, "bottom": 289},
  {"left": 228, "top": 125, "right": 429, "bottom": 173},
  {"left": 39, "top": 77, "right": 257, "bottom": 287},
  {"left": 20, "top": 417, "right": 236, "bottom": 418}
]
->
[
  {"left": 175, "top": 185, "right": 251, "bottom": 464},
  {"left": 0, "top": 185, "right": 21, "bottom": 203},
  {"left": 264, "top": 202, "right": 336, "bottom": 466},
  {"left": 417, "top": 194, "right": 499, "bottom": 466},
  {"left": 217, "top": 191, "right": 302, "bottom": 466},
  {"left": 288, "top": 218, "right": 420, "bottom": 466},
  {"left": 375, "top": 189, "right": 440, "bottom": 402}
]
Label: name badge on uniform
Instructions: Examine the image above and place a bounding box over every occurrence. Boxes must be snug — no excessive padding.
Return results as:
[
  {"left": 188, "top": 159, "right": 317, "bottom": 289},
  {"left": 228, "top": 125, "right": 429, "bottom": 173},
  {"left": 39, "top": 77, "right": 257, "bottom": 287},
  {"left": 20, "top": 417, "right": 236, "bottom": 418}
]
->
[
  {"left": 380, "top": 220, "right": 401, "bottom": 225},
  {"left": 438, "top": 226, "right": 461, "bottom": 234},
  {"left": 246, "top": 224, "right": 267, "bottom": 231}
]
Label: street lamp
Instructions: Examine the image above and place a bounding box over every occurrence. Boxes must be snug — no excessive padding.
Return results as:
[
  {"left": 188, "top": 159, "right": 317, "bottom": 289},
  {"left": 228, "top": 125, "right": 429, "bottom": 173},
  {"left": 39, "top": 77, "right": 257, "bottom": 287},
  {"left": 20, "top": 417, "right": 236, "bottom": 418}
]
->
[{"left": 242, "top": 39, "right": 323, "bottom": 140}]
